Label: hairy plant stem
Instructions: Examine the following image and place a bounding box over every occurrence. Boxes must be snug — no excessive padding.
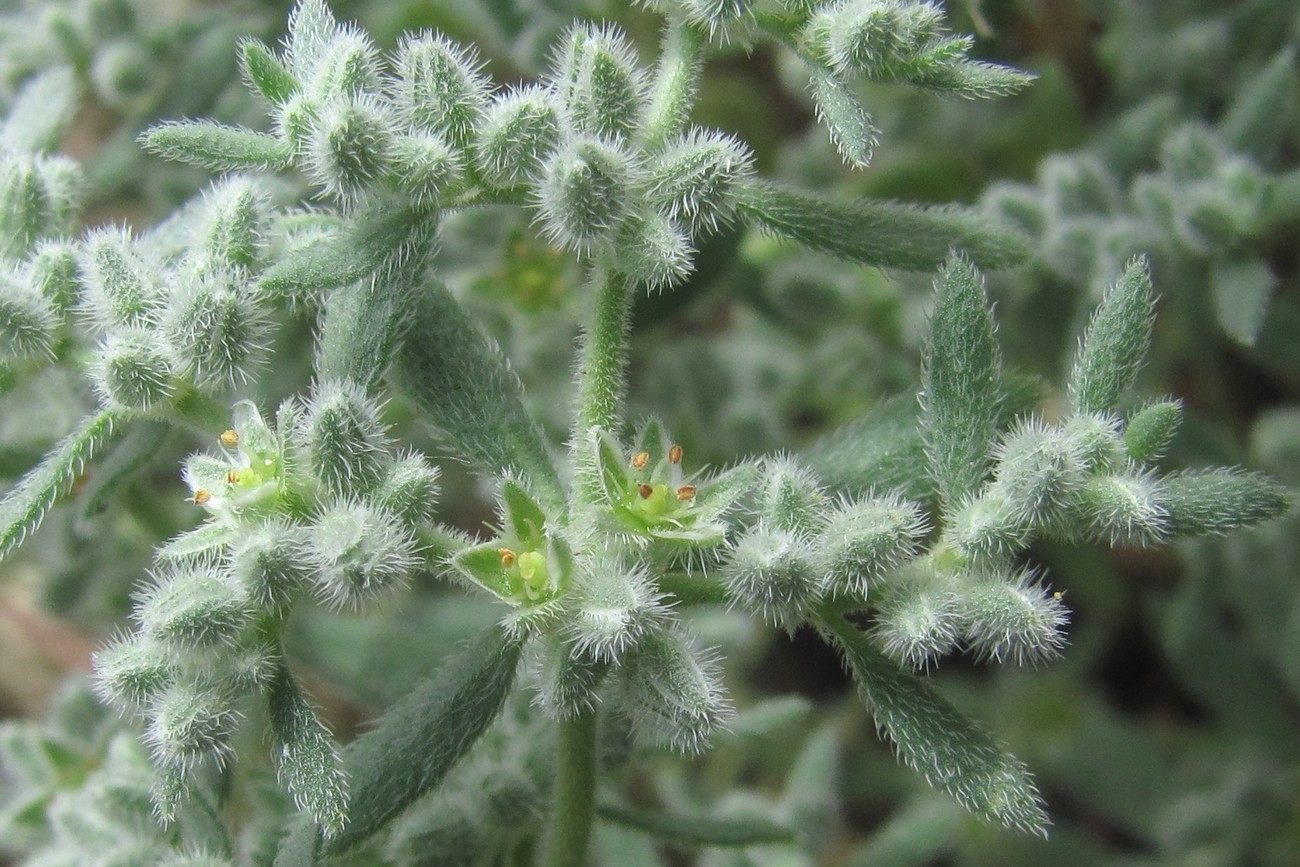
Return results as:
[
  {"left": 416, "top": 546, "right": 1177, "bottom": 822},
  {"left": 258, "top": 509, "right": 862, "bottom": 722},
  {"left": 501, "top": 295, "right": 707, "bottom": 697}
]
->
[
  {"left": 573, "top": 258, "right": 632, "bottom": 504},
  {"left": 542, "top": 707, "right": 599, "bottom": 867}
]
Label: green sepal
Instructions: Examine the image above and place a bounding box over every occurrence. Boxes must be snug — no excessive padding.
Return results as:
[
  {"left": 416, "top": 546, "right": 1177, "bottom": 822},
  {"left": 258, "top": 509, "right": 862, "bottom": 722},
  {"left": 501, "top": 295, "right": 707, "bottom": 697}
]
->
[
  {"left": 809, "top": 67, "right": 878, "bottom": 169},
  {"left": 735, "top": 180, "right": 1031, "bottom": 271},
  {"left": 267, "top": 660, "right": 348, "bottom": 837},
  {"left": 1069, "top": 257, "right": 1154, "bottom": 415},
  {"left": 692, "top": 461, "right": 759, "bottom": 525},
  {"left": 1161, "top": 469, "right": 1291, "bottom": 538},
  {"left": 141, "top": 122, "right": 293, "bottom": 172},
  {"left": 824, "top": 616, "right": 1049, "bottom": 835},
  {"left": 0, "top": 410, "right": 121, "bottom": 563},
  {"left": 594, "top": 429, "right": 632, "bottom": 509},
  {"left": 453, "top": 542, "right": 518, "bottom": 599},
  {"left": 156, "top": 522, "right": 241, "bottom": 562},
  {"left": 1123, "top": 400, "right": 1182, "bottom": 465},
  {"left": 922, "top": 256, "right": 1001, "bottom": 514},
  {"left": 319, "top": 624, "right": 525, "bottom": 854},
  {"left": 596, "top": 802, "right": 796, "bottom": 848},
  {"left": 501, "top": 478, "right": 548, "bottom": 545},
  {"left": 240, "top": 38, "right": 299, "bottom": 105}
]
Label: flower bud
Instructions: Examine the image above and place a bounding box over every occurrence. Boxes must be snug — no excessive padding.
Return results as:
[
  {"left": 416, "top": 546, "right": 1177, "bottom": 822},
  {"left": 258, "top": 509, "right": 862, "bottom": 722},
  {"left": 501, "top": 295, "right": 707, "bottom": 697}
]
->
[
  {"left": 614, "top": 207, "right": 694, "bottom": 290},
  {"left": 93, "top": 634, "right": 176, "bottom": 710},
  {"left": 145, "top": 682, "right": 239, "bottom": 770},
  {"left": 387, "top": 132, "right": 463, "bottom": 207},
  {"left": 758, "top": 456, "right": 825, "bottom": 535},
  {"left": 646, "top": 130, "right": 754, "bottom": 235},
  {"left": 1123, "top": 400, "right": 1182, "bottom": 465},
  {"left": 946, "top": 491, "right": 1030, "bottom": 562},
  {"left": 197, "top": 177, "right": 269, "bottom": 271},
  {"left": 474, "top": 87, "right": 563, "bottom": 189},
  {"left": 681, "top": 0, "right": 755, "bottom": 35},
  {"left": 958, "top": 572, "right": 1068, "bottom": 666},
  {"left": 306, "top": 96, "right": 398, "bottom": 202},
  {"left": 392, "top": 34, "right": 490, "bottom": 148},
  {"left": 821, "top": 0, "right": 946, "bottom": 80},
  {"left": 229, "top": 519, "right": 310, "bottom": 611},
  {"left": 77, "top": 228, "right": 164, "bottom": 331},
  {"left": 0, "top": 154, "right": 80, "bottom": 258},
  {"left": 616, "top": 630, "right": 731, "bottom": 754},
  {"left": 374, "top": 453, "right": 441, "bottom": 527},
  {"left": 307, "top": 499, "right": 419, "bottom": 610},
  {"left": 1072, "top": 471, "right": 1169, "bottom": 545},
  {"left": 565, "top": 558, "right": 670, "bottom": 663},
  {"left": 723, "top": 525, "right": 823, "bottom": 628},
  {"left": 818, "top": 494, "right": 926, "bottom": 598},
  {"left": 870, "top": 573, "right": 961, "bottom": 669},
  {"left": 90, "top": 328, "right": 175, "bottom": 411},
  {"left": 991, "top": 421, "right": 1087, "bottom": 526},
  {"left": 553, "top": 25, "right": 646, "bottom": 142},
  {"left": 137, "top": 563, "right": 251, "bottom": 651},
  {"left": 536, "top": 137, "right": 638, "bottom": 252},
  {"left": 303, "top": 379, "right": 391, "bottom": 493},
  {"left": 162, "top": 269, "right": 269, "bottom": 389},
  {"left": 0, "top": 271, "right": 57, "bottom": 362},
  {"left": 27, "top": 240, "right": 81, "bottom": 313},
  {"left": 1061, "top": 412, "right": 1125, "bottom": 474},
  {"left": 307, "top": 27, "right": 380, "bottom": 100}
]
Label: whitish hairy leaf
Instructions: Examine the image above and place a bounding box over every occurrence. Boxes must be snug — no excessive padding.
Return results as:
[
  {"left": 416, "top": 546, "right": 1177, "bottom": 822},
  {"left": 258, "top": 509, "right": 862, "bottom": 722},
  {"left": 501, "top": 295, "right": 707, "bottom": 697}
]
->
[
  {"left": 391, "top": 280, "right": 564, "bottom": 508},
  {"left": 801, "top": 395, "right": 932, "bottom": 502},
  {"left": 268, "top": 661, "right": 347, "bottom": 836},
  {"left": 596, "top": 803, "right": 796, "bottom": 848},
  {"left": 922, "top": 257, "right": 1001, "bottom": 513},
  {"left": 142, "top": 122, "right": 292, "bottom": 172},
  {"left": 1161, "top": 469, "right": 1290, "bottom": 537},
  {"left": 1210, "top": 257, "right": 1274, "bottom": 346},
  {"left": 735, "top": 180, "right": 1030, "bottom": 271},
  {"left": 321, "top": 624, "right": 524, "bottom": 853},
  {"left": 0, "top": 410, "right": 121, "bottom": 562},
  {"left": 827, "top": 617, "right": 1049, "bottom": 835},
  {"left": 1069, "top": 257, "right": 1154, "bottom": 415},
  {"left": 240, "top": 38, "right": 298, "bottom": 105},
  {"left": 1, "top": 66, "right": 79, "bottom": 154}
]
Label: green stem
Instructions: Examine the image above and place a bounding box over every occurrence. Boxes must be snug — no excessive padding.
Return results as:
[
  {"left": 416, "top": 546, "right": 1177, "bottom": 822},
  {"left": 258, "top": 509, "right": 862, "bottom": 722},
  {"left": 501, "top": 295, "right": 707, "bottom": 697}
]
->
[
  {"left": 573, "top": 259, "right": 632, "bottom": 502},
  {"left": 543, "top": 708, "right": 599, "bottom": 867},
  {"left": 643, "top": 18, "right": 706, "bottom": 150}
]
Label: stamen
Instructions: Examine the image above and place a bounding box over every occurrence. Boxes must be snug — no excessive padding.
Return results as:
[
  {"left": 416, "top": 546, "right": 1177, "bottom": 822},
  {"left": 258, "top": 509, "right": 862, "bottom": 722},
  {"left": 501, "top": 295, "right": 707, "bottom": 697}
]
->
[
  {"left": 191, "top": 489, "right": 212, "bottom": 505},
  {"left": 668, "top": 444, "right": 684, "bottom": 465},
  {"left": 676, "top": 485, "right": 696, "bottom": 501},
  {"left": 638, "top": 483, "right": 655, "bottom": 499},
  {"left": 219, "top": 429, "right": 239, "bottom": 448},
  {"left": 631, "top": 451, "right": 650, "bottom": 470},
  {"left": 498, "top": 548, "right": 517, "bottom": 569}
]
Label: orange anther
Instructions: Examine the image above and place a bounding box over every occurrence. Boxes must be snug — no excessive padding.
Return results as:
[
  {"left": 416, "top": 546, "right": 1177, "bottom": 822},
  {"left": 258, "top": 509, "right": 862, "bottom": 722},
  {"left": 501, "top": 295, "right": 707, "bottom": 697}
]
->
[
  {"left": 668, "top": 444, "right": 684, "bottom": 465},
  {"left": 219, "top": 429, "right": 239, "bottom": 448},
  {"left": 638, "top": 483, "right": 655, "bottom": 499},
  {"left": 191, "top": 489, "right": 212, "bottom": 505},
  {"left": 498, "top": 548, "right": 517, "bottom": 569},
  {"left": 631, "top": 451, "right": 650, "bottom": 470},
  {"left": 676, "top": 485, "right": 696, "bottom": 501},
  {"left": 226, "top": 470, "right": 240, "bottom": 484}
]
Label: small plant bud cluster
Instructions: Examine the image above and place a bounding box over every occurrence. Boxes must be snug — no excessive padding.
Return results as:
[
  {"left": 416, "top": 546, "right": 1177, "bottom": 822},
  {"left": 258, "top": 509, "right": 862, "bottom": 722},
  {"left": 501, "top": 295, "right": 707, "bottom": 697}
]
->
[
  {"left": 96, "top": 386, "right": 437, "bottom": 818},
  {"left": 721, "top": 456, "right": 928, "bottom": 628}
]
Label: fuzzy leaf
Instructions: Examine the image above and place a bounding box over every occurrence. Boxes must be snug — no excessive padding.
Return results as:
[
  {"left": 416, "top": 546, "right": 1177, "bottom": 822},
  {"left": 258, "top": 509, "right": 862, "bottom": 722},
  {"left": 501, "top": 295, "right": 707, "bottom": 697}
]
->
[
  {"left": 1210, "top": 256, "right": 1275, "bottom": 346},
  {"left": 826, "top": 616, "right": 1049, "bottom": 835},
  {"left": 1218, "top": 46, "right": 1296, "bottom": 159},
  {"left": 810, "top": 68, "right": 878, "bottom": 169},
  {"left": 1, "top": 66, "right": 79, "bottom": 154},
  {"left": 321, "top": 624, "right": 524, "bottom": 853},
  {"left": 922, "top": 257, "right": 1001, "bottom": 513},
  {"left": 735, "top": 180, "right": 1030, "bottom": 271},
  {"left": 0, "top": 410, "right": 121, "bottom": 562},
  {"left": 390, "top": 279, "right": 564, "bottom": 508},
  {"left": 315, "top": 201, "right": 440, "bottom": 389},
  {"left": 1161, "top": 469, "right": 1290, "bottom": 537},
  {"left": 1069, "top": 257, "right": 1154, "bottom": 415},
  {"left": 268, "top": 662, "right": 348, "bottom": 837},
  {"left": 156, "top": 522, "right": 241, "bottom": 562},
  {"left": 240, "top": 38, "right": 298, "bottom": 105},
  {"left": 802, "top": 396, "right": 932, "bottom": 502},
  {"left": 76, "top": 420, "right": 171, "bottom": 520},
  {"left": 596, "top": 803, "right": 796, "bottom": 848},
  {"left": 142, "top": 122, "right": 292, "bottom": 172}
]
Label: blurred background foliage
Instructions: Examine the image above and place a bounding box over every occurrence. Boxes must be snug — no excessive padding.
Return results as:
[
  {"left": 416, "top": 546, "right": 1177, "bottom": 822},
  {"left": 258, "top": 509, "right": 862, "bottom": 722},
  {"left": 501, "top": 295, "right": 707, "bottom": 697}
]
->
[{"left": 0, "top": 0, "right": 1296, "bottom": 864}]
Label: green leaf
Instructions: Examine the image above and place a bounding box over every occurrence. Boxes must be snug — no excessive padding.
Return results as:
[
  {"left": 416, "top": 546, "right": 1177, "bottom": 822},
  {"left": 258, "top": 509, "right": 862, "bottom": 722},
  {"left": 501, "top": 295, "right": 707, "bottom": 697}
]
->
[
  {"left": 77, "top": 420, "right": 172, "bottom": 520},
  {"left": 0, "top": 410, "right": 121, "bottom": 563},
  {"left": 596, "top": 803, "right": 796, "bottom": 848},
  {"left": 1218, "top": 46, "right": 1296, "bottom": 159},
  {"left": 809, "top": 68, "right": 878, "bottom": 169},
  {"left": 1210, "top": 256, "right": 1275, "bottom": 346},
  {"left": 501, "top": 478, "right": 548, "bottom": 544},
  {"left": 825, "top": 616, "right": 1049, "bottom": 835},
  {"left": 141, "top": 121, "right": 292, "bottom": 172},
  {"left": 801, "top": 396, "right": 932, "bottom": 502},
  {"left": 921, "top": 257, "right": 1001, "bottom": 513},
  {"left": 315, "top": 201, "right": 439, "bottom": 389},
  {"left": 735, "top": 180, "right": 1030, "bottom": 271},
  {"left": 1123, "top": 399, "right": 1182, "bottom": 465},
  {"left": 0, "top": 66, "right": 79, "bottom": 154},
  {"left": 155, "top": 522, "right": 240, "bottom": 562},
  {"left": 268, "top": 661, "right": 348, "bottom": 837},
  {"left": 452, "top": 542, "right": 515, "bottom": 599},
  {"left": 910, "top": 61, "right": 1035, "bottom": 99},
  {"left": 322, "top": 624, "right": 525, "bottom": 854},
  {"left": 1069, "top": 257, "right": 1154, "bottom": 415},
  {"left": 1161, "top": 469, "right": 1291, "bottom": 537},
  {"left": 390, "top": 279, "right": 564, "bottom": 508},
  {"left": 240, "top": 38, "right": 299, "bottom": 105}
]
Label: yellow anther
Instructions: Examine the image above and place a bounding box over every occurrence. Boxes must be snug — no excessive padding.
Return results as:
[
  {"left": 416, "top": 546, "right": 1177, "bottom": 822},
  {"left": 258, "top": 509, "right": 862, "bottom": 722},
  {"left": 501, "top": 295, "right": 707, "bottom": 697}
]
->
[
  {"left": 219, "top": 429, "right": 239, "bottom": 448},
  {"left": 498, "top": 548, "right": 517, "bottom": 569},
  {"left": 637, "top": 483, "right": 655, "bottom": 499},
  {"left": 1053, "top": 590, "right": 1066, "bottom": 601},
  {"left": 668, "top": 444, "right": 684, "bottom": 465},
  {"left": 191, "top": 489, "right": 212, "bottom": 505},
  {"left": 226, "top": 470, "right": 241, "bottom": 484},
  {"left": 676, "top": 485, "right": 696, "bottom": 502},
  {"left": 631, "top": 451, "right": 650, "bottom": 470}
]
